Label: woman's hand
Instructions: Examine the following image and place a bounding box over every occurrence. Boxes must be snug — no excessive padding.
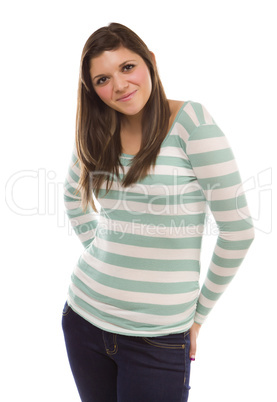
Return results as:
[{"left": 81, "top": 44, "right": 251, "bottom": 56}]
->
[{"left": 189, "top": 322, "right": 201, "bottom": 361}]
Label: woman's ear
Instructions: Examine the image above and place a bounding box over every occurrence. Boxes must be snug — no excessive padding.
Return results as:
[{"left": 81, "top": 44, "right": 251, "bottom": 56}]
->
[{"left": 150, "top": 51, "right": 156, "bottom": 67}]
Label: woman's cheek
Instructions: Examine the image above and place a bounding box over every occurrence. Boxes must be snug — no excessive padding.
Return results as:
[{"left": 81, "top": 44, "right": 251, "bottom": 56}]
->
[
  {"left": 95, "top": 85, "right": 112, "bottom": 103},
  {"left": 131, "top": 68, "right": 151, "bottom": 86}
]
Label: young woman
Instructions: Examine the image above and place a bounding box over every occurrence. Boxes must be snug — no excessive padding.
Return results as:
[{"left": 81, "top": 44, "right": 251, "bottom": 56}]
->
[{"left": 62, "top": 22, "right": 255, "bottom": 402}]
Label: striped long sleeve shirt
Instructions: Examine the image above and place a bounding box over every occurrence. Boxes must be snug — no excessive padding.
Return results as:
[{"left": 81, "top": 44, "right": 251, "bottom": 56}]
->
[{"left": 63, "top": 100, "right": 255, "bottom": 336}]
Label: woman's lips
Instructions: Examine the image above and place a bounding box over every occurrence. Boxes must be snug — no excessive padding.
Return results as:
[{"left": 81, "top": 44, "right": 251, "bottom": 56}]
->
[{"left": 117, "top": 90, "right": 137, "bottom": 102}]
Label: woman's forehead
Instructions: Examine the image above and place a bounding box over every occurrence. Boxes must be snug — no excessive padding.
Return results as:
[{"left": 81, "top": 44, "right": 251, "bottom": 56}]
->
[{"left": 89, "top": 47, "right": 142, "bottom": 72}]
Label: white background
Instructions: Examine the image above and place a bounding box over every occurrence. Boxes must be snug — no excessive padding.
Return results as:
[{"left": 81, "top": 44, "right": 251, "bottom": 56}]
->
[{"left": 1, "top": 0, "right": 276, "bottom": 401}]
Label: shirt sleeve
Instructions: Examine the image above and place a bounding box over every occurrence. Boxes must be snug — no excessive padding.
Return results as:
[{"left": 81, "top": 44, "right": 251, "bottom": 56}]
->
[
  {"left": 186, "top": 107, "right": 255, "bottom": 325},
  {"left": 63, "top": 143, "right": 100, "bottom": 248}
]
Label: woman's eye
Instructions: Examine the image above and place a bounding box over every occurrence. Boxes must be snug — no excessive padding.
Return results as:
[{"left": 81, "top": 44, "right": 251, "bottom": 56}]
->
[
  {"left": 123, "top": 64, "right": 135, "bottom": 72},
  {"left": 96, "top": 77, "right": 108, "bottom": 85}
]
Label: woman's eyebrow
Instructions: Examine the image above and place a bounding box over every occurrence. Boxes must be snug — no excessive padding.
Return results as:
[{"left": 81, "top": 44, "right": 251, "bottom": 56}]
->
[{"left": 92, "top": 59, "right": 137, "bottom": 81}]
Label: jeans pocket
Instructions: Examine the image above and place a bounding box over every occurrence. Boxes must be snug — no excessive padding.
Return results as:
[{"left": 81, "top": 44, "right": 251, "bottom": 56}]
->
[
  {"left": 142, "top": 331, "right": 188, "bottom": 350},
  {"left": 62, "top": 301, "right": 72, "bottom": 317}
]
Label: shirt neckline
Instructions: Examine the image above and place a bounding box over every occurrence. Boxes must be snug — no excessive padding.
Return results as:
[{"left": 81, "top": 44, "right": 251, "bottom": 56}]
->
[{"left": 120, "top": 100, "right": 187, "bottom": 159}]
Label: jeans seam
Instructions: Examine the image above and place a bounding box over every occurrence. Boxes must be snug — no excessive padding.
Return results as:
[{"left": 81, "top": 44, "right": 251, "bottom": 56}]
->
[
  {"left": 183, "top": 331, "right": 191, "bottom": 387},
  {"left": 102, "top": 333, "right": 118, "bottom": 356},
  {"left": 62, "top": 303, "right": 71, "bottom": 317}
]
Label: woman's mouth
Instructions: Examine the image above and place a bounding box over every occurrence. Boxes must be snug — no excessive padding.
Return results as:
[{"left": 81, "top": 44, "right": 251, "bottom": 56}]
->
[{"left": 117, "top": 90, "right": 137, "bottom": 102}]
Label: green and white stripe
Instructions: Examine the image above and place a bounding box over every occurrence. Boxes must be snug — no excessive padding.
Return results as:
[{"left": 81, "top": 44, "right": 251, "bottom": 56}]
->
[{"left": 64, "top": 100, "right": 254, "bottom": 336}]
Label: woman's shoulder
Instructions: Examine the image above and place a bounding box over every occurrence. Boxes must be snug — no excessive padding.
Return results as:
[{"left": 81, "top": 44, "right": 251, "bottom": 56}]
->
[
  {"left": 168, "top": 99, "right": 186, "bottom": 113},
  {"left": 167, "top": 99, "right": 216, "bottom": 136},
  {"left": 167, "top": 99, "right": 187, "bottom": 127},
  {"left": 168, "top": 98, "right": 205, "bottom": 112},
  {"left": 169, "top": 98, "right": 214, "bottom": 125},
  {"left": 168, "top": 99, "right": 200, "bottom": 118}
]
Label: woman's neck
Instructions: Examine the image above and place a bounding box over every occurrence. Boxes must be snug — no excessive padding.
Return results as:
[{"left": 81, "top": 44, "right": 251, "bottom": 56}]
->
[
  {"left": 119, "top": 112, "right": 143, "bottom": 155},
  {"left": 120, "top": 111, "right": 143, "bottom": 135}
]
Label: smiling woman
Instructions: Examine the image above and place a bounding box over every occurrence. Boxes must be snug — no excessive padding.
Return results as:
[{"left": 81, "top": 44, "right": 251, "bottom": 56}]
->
[
  {"left": 90, "top": 47, "right": 153, "bottom": 117},
  {"left": 62, "top": 22, "right": 255, "bottom": 402},
  {"left": 74, "top": 23, "right": 171, "bottom": 211}
]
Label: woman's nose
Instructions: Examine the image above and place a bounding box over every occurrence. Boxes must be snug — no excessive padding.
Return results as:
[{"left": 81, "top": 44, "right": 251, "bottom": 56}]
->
[{"left": 113, "top": 75, "right": 128, "bottom": 92}]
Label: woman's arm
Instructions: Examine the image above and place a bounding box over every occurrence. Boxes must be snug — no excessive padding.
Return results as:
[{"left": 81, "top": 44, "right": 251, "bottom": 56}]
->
[
  {"left": 63, "top": 143, "right": 100, "bottom": 248},
  {"left": 186, "top": 105, "right": 255, "bottom": 325}
]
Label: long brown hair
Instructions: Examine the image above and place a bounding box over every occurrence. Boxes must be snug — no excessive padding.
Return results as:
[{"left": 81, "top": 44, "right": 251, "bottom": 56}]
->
[{"left": 75, "top": 22, "right": 170, "bottom": 213}]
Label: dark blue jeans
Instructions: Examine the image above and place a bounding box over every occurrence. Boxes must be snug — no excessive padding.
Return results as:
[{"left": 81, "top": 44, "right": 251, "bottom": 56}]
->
[{"left": 62, "top": 302, "right": 191, "bottom": 402}]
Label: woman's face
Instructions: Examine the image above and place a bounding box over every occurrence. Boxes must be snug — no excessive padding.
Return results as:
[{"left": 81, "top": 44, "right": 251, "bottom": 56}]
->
[{"left": 89, "top": 46, "right": 153, "bottom": 117}]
